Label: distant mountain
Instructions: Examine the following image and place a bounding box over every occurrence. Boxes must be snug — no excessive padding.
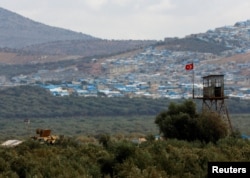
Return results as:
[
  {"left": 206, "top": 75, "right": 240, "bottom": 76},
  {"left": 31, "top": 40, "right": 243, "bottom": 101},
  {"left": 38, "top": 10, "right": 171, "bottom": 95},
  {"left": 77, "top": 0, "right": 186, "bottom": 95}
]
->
[
  {"left": 0, "top": 7, "right": 157, "bottom": 57},
  {"left": 0, "top": 7, "right": 96, "bottom": 48}
]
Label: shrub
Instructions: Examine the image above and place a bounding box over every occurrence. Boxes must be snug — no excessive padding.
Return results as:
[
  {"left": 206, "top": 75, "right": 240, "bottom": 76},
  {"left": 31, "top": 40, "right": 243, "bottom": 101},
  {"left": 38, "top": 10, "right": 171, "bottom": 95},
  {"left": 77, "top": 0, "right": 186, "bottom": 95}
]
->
[{"left": 155, "top": 100, "right": 228, "bottom": 143}]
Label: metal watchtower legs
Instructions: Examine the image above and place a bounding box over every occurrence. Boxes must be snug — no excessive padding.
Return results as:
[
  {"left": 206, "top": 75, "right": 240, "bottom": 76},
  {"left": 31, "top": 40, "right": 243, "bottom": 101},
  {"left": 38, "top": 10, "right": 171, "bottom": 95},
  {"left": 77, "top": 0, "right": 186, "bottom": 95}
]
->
[{"left": 202, "top": 99, "right": 233, "bottom": 133}]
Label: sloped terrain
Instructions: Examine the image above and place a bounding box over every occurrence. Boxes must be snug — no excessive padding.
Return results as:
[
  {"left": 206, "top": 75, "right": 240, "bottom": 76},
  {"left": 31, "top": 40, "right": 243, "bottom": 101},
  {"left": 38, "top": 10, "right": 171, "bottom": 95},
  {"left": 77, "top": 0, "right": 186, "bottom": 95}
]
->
[
  {"left": 0, "top": 51, "right": 80, "bottom": 65},
  {"left": 0, "top": 7, "right": 157, "bottom": 65},
  {"left": 160, "top": 37, "right": 231, "bottom": 54},
  {"left": 0, "top": 7, "right": 95, "bottom": 48},
  {"left": 208, "top": 51, "right": 250, "bottom": 64},
  {"left": 22, "top": 39, "right": 156, "bottom": 56}
]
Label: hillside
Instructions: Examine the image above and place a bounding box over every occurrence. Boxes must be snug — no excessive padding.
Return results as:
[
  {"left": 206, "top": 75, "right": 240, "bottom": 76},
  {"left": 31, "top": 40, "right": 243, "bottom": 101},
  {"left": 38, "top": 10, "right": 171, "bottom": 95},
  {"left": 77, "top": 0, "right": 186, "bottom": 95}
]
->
[
  {"left": 159, "top": 37, "right": 231, "bottom": 54},
  {"left": 0, "top": 7, "right": 157, "bottom": 63},
  {"left": 207, "top": 51, "right": 250, "bottom": 64},
  {"left": 22, "top": 39, "right": 156, "bottom": 56},
  {"left": 0, "top": 7, "right": 95, "bottom": 48},
  {"left": 0, "top": 6, "right": 249, "bottom": 99},
  {"left": 0, "top": 50, "right": 79, "bottom": 65}
]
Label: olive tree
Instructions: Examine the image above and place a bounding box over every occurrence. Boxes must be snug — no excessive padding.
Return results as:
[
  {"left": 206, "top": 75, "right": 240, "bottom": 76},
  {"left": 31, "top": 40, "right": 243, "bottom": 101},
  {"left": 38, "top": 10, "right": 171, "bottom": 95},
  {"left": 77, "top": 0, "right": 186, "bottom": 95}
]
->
[{"left": 155, "top": 100, "right": 228, "bottom": 143}]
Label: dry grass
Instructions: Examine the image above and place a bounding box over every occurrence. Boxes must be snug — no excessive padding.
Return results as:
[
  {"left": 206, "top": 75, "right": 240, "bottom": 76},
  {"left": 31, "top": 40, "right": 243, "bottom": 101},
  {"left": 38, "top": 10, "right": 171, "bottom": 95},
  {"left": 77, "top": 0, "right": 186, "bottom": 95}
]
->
[
  {"left": 207, "top": 52, "right": 250, "bottom": 64},
  {"left": 0, "top": 52, "right": 82, "bottom": 65}
]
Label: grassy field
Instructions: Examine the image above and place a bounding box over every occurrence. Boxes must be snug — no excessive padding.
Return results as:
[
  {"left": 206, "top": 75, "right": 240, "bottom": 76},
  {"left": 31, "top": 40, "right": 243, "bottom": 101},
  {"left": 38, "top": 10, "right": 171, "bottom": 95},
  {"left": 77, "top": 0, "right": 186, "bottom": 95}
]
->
[
  {"left": 0, "top": 116, "right": 158, "bottom": 141},
  {"left": 0, "top": 114, "right": 249, "bottom": 142},
  {"left": 230, "top": 114, "right": 250, "bottom": 135}
]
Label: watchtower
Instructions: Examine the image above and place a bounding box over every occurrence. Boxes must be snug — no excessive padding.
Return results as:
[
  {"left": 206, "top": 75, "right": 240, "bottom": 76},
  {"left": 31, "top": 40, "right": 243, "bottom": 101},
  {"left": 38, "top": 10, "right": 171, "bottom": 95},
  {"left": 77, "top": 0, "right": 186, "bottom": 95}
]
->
[{"left": 196, "top": 75, "right": 232, "bottom": 132}]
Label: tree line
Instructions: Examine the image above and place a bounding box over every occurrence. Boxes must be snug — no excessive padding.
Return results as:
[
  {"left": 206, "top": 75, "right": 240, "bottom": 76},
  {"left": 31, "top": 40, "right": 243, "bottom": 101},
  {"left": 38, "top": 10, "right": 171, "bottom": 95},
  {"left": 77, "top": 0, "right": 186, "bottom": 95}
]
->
[{"left": 0, "top": 86, "right": 249, "bottom": 119}]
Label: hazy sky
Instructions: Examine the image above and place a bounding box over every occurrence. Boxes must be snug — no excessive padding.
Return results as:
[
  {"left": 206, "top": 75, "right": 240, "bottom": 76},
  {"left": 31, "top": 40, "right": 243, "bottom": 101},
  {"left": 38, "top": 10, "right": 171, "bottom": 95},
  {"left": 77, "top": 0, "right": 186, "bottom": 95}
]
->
[{"left": 0, "top": 0, "right": 250, "bottom": 40}]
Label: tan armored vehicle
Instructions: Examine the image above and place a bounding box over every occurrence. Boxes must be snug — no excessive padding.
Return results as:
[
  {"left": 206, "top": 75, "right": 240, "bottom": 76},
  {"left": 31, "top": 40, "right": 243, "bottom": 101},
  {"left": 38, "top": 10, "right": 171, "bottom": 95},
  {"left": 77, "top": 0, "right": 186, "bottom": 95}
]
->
[{"left": 32, "top": 129, "right": 58, "bottom": 144}]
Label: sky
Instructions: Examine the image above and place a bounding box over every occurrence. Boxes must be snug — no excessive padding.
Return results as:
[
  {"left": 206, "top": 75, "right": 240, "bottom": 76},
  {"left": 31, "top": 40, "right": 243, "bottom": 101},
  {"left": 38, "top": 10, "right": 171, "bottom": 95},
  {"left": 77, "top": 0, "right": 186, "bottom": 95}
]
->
[{"left": 0, "top": 0, "right": 250, "bottom": 40}]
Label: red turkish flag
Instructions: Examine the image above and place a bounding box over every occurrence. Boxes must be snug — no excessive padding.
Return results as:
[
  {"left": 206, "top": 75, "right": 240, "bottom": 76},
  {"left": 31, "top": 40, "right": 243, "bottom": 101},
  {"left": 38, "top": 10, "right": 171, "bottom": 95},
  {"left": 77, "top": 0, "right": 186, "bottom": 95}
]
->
[{"left": 185, "top": 63, "right": 193, "bottom": 70}]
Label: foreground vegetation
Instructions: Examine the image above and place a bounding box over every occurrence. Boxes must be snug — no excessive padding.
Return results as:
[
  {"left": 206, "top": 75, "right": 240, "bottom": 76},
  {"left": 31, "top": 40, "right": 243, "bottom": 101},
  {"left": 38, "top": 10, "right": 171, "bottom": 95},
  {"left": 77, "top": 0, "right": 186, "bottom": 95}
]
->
[
  {"left": 155, "top": 100, "right": 228, "bottom": 143},
  {"left": 1, "top": 136, "right": 250, "bottom": 178},
  {"left": 0, "top": 92, "right": 250, "bottom": 177}
]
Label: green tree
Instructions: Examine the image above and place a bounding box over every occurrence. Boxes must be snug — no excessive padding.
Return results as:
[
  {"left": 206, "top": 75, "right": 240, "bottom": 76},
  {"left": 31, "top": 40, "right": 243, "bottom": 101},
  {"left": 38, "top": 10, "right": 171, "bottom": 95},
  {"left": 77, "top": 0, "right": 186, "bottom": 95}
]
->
[
  {"left": 155, "top": 100, "right": 228, "bottom": 143},
  {"left": 197, "top": 111, "right": 228, "bottom": 143}
]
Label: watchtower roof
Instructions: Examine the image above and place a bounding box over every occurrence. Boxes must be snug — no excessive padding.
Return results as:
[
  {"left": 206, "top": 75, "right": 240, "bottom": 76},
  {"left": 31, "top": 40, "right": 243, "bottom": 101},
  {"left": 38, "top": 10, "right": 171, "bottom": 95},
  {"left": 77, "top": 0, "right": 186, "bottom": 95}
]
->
[{"left": 202, "top": 74, "right": 224, "bottom": 79}]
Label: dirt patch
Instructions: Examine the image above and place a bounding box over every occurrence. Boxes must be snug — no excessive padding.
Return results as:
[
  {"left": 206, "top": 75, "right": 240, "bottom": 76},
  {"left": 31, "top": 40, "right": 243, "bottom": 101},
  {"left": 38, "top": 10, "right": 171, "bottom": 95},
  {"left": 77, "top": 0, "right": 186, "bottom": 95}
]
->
[
  {"left": 207, "top": 52, "right": 250, "bottom": 64},
  {"left": 0, "top": 52, "right": 82, "bottom": 65}
]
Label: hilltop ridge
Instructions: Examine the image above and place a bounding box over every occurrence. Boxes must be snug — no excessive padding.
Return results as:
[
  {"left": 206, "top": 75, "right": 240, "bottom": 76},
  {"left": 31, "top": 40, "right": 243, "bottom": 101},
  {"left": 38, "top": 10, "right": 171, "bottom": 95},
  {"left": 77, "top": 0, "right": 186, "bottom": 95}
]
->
[
  {"left": 0, "top": 7, "right": 156, "bottom": 58},
  {"left": 0, "top": 7, "right": 96, "bottom": 48}
]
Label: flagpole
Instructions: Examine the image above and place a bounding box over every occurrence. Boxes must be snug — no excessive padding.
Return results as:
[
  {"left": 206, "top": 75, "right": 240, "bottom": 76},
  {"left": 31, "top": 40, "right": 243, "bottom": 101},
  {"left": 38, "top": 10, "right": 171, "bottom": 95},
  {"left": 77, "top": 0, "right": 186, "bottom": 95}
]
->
[
  {"left": 185, "top": 63, "right": 195, "bottom": 99},
  {"left": 192, "top": 62, "right": 194, "bottom": 99}
]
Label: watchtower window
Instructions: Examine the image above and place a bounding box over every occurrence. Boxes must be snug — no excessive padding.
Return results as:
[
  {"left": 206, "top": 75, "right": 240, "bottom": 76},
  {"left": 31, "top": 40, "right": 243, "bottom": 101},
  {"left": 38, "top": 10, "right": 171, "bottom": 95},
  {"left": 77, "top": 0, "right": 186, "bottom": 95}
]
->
[
  {"left": 204, "top": 79, "right": 209, "bottom": 87},
  {"left": 215, "top": 79, "right": 222, "bottom": 87}
]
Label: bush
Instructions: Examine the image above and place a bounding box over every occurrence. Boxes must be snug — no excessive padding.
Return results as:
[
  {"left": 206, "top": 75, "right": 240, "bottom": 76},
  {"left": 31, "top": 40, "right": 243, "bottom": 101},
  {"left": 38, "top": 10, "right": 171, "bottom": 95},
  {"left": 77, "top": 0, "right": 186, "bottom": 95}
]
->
[
  {"left": 155, "top": 100, "right": 228, "bottom": 143},
  {"left": 197, "top": 111, "right": 228, "bottom": 143}
]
